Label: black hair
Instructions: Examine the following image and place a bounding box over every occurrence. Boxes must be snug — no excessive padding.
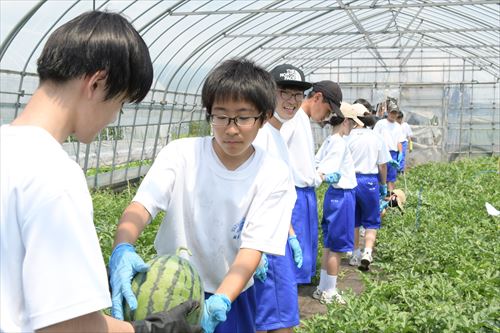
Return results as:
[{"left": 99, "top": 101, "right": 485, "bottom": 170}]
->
[
  {"left": 397, "top": 110, "right": 404, "bottom": 119},
  {"left": 358, "top": 115, "right": 376, "bottom": 128},
  {"left": 353, "top": 98, "right": 373, "bottom": 114},
  {"left": 325, "top": 115, "right": 345, "bottom": 127},
  {"left": 202, "top": 58, "right": 276, "bottom": 123},
  {"left": 37, "top": 11, "right": 153, "bottom": 103}
]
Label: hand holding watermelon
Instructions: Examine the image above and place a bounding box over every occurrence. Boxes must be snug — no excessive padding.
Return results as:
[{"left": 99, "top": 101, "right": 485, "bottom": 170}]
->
[
  {"left": 109, "top": 243, "right": 150, "bottom": 320},
  {"left": 201, "top": 294, "right": 231, "bottom": 333}
]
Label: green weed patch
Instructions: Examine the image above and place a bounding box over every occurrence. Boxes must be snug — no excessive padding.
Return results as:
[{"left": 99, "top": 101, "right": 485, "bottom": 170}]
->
[{"left": 299, "top": 156, "right": 499, "bottom": 332}]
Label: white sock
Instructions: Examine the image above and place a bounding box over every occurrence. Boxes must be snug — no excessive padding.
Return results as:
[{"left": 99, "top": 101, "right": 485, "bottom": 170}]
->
[
  {"left": 324, "top": 274, "right": 338, "bottom": 296},
  {"left": 364, "top": 247, "right": 373, "bottom": 255},
  {"left": 319, "top": 269, "right": 327, "bottom": 291},
  {"left": 353, "top": 248, "right": 362, "bottom": 257}
]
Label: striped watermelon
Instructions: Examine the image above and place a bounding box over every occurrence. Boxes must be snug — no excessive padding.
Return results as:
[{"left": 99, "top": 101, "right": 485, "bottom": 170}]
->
[{"left": 124, "top": 248, "right": 204, "bottom": 324}]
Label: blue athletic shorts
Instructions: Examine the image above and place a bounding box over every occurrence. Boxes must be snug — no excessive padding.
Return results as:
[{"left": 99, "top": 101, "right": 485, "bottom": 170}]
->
[
  {"left": 321, "top": 187, "right": 356, "bottom": 253},
  {"left": 387, "top": 150, "right": 399, "bottom": 182},
  {"left": 354, "top": 174, "right": 381, "bottom": 229},
  {"left": 254, "top": 243, "right": 299, "bottom": 330},
  {"left": 290, "top": 186, "right": 318, "bottom": 284},
  {"left": 205, "top": 285, "right": 256, "bottom": 333}
]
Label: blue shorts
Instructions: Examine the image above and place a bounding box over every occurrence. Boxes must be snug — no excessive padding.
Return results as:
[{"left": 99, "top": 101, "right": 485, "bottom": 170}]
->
[
  {"left": 387, "top": 150, "right": 399, "bottom": 182},
  {"left": 290, "top": 186, "right": 318, "bottom": 284},
  {"left": 354, "top": 174, "right": 381, "bottom": 229},
  {"left": 321, "top": 187, "right": 356, "bottom": 253},
  {"left": 205, "top": 286, "right": 256, "bottom": 333},
  {"left": 254, "top": 244, "right": 299, "bottom": 330},
  {"left": 398, "top": 141, "right": 408, "bottom": 172}
]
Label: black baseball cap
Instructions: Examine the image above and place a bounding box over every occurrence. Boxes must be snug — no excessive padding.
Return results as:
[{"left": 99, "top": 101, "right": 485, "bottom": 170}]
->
[
  {"left": 270, "top": 64, "right": 312, "bottom": 90},
  {"left": 312, "top": 80, "right": 343, "bottom": 117}
]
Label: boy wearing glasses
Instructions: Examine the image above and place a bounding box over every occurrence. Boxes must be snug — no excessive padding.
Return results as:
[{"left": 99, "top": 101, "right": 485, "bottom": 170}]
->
[
  {"left": 109, "top": 59, "right": 296, "bottom": 333},
  {"left": 281, "top": 80, "right": 343, "bottom": 285},
  {"left": 253, "top": 64, "right": 311, "bottom": 332}
]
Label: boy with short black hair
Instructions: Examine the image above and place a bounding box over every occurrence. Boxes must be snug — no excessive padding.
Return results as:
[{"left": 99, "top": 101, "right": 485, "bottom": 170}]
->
[
  {"left": 109, "top": 59, "right": 296, "bottom": 333},
  {"left": 1, "top": 10, "right": 199, "bottom": 333},
  {"left": 280, "top": 80, "right": 341, "bottom": 285}
]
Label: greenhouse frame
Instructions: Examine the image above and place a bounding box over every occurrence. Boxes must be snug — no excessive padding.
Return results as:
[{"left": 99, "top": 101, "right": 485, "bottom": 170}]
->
[{"left": 1, "top": 0, "right": 499, "bottom": 188}]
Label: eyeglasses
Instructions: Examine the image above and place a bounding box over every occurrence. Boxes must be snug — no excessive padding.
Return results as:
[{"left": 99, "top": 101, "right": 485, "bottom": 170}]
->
[
  {"left": 210, "top": 113, "right": 263, "bottom": 127},
  {"left": 278, "top": 90, "right": 304, "bottom": 102}
]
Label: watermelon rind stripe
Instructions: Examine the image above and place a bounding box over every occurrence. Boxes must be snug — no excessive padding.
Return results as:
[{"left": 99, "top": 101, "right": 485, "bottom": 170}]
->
[
  {"left": 145, "top": 255, "right": 169, "bottom": 317},
  {"left": 163, "top": 255, "right": 182, "bottom": 311}
]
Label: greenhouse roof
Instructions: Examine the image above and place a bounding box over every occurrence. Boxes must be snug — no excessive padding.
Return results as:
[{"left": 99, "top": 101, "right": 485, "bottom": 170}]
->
[{"left": 1, "top": 0, "right": 499, "bottom": 95}]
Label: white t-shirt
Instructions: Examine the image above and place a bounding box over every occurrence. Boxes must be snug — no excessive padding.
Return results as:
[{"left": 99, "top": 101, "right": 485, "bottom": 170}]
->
[
  {"left": 133, "top": 137, "right": 296, "bottom": 293},
  {"left": 345, "top": 128, "right": 392, "bottom": 174},
  {"left": 315, "top": 134, "right": 357, "bottom": 189},
  {"left": 401, "top": 122, "right": 413, "bottom": 142},
  {"left": 0, "top": 125, "right": 111, "bottom": 332},
  {"left": 280, "top": 108, "right": 322, "bottom": 187},
  {"left": 315, "top": 135, "right": 332, "bottom": 168},
  {"left": 373, "top": 118, "right": 406, "bottom": 151}
]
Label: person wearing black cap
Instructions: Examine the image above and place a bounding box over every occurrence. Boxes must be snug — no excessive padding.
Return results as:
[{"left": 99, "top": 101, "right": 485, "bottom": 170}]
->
[
  {"left": 253, "top": 63, "right": 311, "bottom": 333},
  {"left": 281, "top": 80, "right": 342, "bottom": 286}
]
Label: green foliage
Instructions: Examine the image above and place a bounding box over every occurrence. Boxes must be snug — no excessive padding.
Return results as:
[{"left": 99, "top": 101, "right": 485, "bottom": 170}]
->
[
  {"left": 299, "top": 156, "right": 500, "bottom": 332},
  {"left": 86, "top": 159, "right": 153, "bottom": 177},
  {"left": 92, "top": 183, "right": 163, "bottom": 264}
]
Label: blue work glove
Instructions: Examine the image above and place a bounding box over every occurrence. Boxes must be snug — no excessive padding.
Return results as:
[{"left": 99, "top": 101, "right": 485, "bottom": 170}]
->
[
  {"left": 324, "top": 172, "right": 341, "bottom": 184},
  {"left": 379, "top": 184, "right": 388, "bottom": 198},
  {"left": 379, "top": 199, "right": 390, "bottom": 212},
  {"left": 109, "top": 243, "right": 150, "bottom": 320},
  {"left": 288, "top": 235, "right": 303, "bottom": 268},
  {"left": 254, "top": 253, "right": 268, "bottom": 282},
  {"left": 388, "top": 159, "right": 400, "bottom": 168},
  {"left": 201, "top": 294, "right": 231, "bottom": 333},
  {"left": 397, "top": 152, "right": 404, "bottom": 164}
]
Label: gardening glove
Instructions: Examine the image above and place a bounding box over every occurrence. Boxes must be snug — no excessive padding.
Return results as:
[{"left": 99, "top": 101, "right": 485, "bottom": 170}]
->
[
  {"left": 379, "top": 184, "right": 388, "bottom": 198},
  {"left": 109, "top": 243, "right": 150, "bottom": 320},
  {"left": 379, "top": 199, "right": 390, "bottom": 212},
  {"left": 288, "top": 235, "right": 303, "bottom": 268},
  {"left": 324, "top": 172, "right": 341, "bottom": 184},
  {"left": 388, "top": 159, "right": 400, "bottom": 168},
  {"left": 397, "top": 151, "right": 404, "bottom": 164},
  {"left": 254, "top": 253, "right": 268, "bottom": 282},
  {"left": 132, "top": 300, "right": 203, "bottom": 333},
  {"left": 201, "top": 294, "right": 231, "bottom": 333},
  {"left": 409, "top": 140, "right": 413, "bottom": 152}
]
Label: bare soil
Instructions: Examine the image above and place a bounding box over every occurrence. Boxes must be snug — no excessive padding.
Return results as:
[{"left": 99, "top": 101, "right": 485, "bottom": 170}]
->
[{"left": 297, "top": 257, "right": 366, "bottom": 320}]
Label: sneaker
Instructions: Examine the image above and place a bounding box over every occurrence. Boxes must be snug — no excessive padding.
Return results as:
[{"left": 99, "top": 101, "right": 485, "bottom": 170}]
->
[
  {"left": 312, "top": 287, "right": 323, "bottom": 300},
  {"left": 349, "top": 253, "right": 361, "bottom": 266},
  {"left": 319, "top": 290, "right": 346, "bottom": 305},
  {"left": 359, "top": 252, "right": 373, "bottom": 271}
]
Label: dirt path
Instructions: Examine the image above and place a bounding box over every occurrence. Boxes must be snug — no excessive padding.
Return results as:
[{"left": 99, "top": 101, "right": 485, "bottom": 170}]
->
[{"left": 297, "top": 257, "right": 366, "bottom": 320}]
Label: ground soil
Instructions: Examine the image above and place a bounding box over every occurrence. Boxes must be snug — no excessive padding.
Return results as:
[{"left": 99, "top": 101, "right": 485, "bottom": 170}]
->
[{"left": 297, "top": 257, "right": 367, "bottom": 321}]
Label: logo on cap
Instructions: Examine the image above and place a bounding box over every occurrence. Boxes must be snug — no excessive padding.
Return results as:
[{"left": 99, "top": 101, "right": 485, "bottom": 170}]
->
[{"left": 279, "top": 69, "right": 302, "bottom": 81}]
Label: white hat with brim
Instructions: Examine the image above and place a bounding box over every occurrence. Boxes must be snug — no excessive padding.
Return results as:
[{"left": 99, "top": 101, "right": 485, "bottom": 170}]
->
[
  {"left": 352, "top": 103, "right": 370, "bottom": 117},
  {"left": 340, "top": 102, "right": 364, "bottom": 127}
]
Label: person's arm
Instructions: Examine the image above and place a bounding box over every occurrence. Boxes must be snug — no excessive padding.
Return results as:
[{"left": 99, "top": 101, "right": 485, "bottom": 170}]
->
[
  {"left": 215, "top": 248, "right": 261, "bottom": 301},
  {"left": 378, "top": 163, "right": 387, "bottom": 185},
  {"left": 37, "top": 312, "right": 133, "bottom": 333},
  {"left": 113, "top": 201, "right": 151, "bottom": 247},
  {"left": 200, "top": 249, "right": 262, "bottom": 333}
]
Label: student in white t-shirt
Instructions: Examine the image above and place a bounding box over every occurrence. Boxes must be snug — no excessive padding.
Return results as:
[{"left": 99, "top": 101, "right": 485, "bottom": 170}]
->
[
  {"left": 396, "top": 110, "right": 413, "bottom": 173},
  {"left": 280, "top": 80, "right": 341, "bottom": 285},
  {"left": 373, "top": 99, "right": 406, "bottom": 192},
  {"left": 346, "top": 102, "right": 392, "bottom": 272},
  {"left": 313, "top": 102, "right": 363, "bottom": 305},
  {"left": 252, "top": 63, "right": 311, "bottom": 333},
  {"left": 0, "top": 11, "right": 199, "bottom": 333},
  {"left": 109, "top": 59, "right": 296, "bottom": 333}
]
